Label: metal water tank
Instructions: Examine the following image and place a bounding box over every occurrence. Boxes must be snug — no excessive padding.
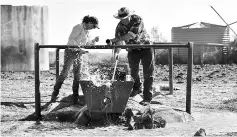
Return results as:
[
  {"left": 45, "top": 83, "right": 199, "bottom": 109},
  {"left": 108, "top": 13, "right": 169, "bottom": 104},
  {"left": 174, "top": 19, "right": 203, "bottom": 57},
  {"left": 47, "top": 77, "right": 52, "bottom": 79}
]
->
[
  {"left": 171, "top": 22, "right": 230, "bottom": 62},
  {"left": 1, "top": 5, "right": 49, "bottom": 71}
]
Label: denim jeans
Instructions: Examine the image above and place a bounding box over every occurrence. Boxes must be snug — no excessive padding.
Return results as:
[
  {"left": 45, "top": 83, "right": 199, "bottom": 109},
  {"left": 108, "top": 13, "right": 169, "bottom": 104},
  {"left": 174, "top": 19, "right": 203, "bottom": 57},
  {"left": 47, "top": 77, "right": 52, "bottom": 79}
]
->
[
  {"left": 127, "top": 48, "right": 154, "bottom": 101},
  {"left": 52, "top": 48, "right": 83, "bottom": 97}
]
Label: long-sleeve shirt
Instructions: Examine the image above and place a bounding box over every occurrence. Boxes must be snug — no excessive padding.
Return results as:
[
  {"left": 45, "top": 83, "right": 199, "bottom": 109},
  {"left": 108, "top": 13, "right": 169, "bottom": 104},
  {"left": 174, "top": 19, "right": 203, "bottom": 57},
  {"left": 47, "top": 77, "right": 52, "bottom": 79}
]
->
[{"left": 67, "top": 23, "right": 94, "bottom": 46}]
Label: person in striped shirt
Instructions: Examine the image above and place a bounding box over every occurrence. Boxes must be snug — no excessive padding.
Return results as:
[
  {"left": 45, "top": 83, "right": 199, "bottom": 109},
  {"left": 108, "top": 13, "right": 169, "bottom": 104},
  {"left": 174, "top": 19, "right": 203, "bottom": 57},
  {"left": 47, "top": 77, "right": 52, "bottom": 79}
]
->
[{"left": 110, "top": 7, "right": 154, "bottom": 106}]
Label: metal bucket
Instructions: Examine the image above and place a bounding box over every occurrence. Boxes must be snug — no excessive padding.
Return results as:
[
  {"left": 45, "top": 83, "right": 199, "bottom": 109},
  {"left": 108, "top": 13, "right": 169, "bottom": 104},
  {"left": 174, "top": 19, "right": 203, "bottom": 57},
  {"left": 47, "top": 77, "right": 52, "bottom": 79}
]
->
[{"left": 80, "top": 80, "right": 134, "bottom": 113}]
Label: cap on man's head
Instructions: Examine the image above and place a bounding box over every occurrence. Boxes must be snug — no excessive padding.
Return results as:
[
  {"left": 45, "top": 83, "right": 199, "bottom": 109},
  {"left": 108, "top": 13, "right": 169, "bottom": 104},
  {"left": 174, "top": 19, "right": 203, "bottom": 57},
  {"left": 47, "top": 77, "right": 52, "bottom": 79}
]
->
[
  {"left": 113, "top": 7, "right": 134, "bottom": 19},
  {"left": 90, "top": 16, "right": 100, "bottom": 29}
]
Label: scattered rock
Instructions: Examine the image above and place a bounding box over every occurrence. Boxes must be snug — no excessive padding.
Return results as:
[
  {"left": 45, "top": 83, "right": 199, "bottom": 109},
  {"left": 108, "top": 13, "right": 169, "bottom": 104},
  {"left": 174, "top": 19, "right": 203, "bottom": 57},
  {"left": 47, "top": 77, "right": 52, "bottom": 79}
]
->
[
  {"left": 195, "top": 76, "right": 202, "bottom": 81},
  {"left": 158, "top": 84, "right": 180, "bottom": 91},
  {"left": 194, "top": 128, "right": 206, "bottom": 136},
  {"left": 123, "top": 108, "right": 133, "bottom": 127},
  {"left": 139, "top": 107, "right": 154, "bottom": 129},
  {"left": 153, "top": 116, "right": 166, "bottom": 128},
  {"left": 22, "top": 95, "right": 194, "bottom": 129},
  {"left": 162, "top": 77, "right": 168, "bottom": 81},
  {"left": 127, "top": 123, "right": 133, "bottom": 130},
  {"left": 130, "top": 107, "right": 167, "bottom": 129},
  {"left": 176, "top": 80, "right": 184, "bottom": 84}
]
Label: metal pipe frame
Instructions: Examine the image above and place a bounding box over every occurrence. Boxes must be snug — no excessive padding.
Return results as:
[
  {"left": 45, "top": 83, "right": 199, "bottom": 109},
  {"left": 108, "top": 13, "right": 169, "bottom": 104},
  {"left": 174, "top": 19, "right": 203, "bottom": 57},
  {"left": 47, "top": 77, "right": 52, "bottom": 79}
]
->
[
  {"left": 56, "top": 48, "right": 60, "bottom": 80},
  {"left": 34, "top": 42, "right": 193, "bottom": 122},
  {"left": 39, "top": 43, "right": 189, "bottom": 49},
  {"left": 168, "top": 48, "right": 173, "bottom": 95},
  {"left": 34, "top": 43, "right": 41, "bottom": 122}
]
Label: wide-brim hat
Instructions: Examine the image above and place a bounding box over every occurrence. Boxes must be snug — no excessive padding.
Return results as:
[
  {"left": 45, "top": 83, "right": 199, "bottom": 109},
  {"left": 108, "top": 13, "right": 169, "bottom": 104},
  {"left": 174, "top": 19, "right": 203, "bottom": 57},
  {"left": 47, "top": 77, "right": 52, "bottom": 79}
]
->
[{"left": 113, "top": 7, "right": 134, "bottom": 19}]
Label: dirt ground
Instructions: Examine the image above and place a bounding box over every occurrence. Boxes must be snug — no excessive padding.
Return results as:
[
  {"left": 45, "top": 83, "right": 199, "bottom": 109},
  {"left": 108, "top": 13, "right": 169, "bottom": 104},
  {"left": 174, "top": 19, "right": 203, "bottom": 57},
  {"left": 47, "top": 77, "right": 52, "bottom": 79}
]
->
[{"left": 1, "top": 64, "right": 237, "bottom": 136}]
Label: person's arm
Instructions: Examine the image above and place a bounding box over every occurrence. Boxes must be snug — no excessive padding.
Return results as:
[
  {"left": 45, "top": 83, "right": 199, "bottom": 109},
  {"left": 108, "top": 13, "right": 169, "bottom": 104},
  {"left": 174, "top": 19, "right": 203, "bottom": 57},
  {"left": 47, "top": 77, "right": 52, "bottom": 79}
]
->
[
  {"left": 111, "top": 33, "right": 134, "bottom": 42},
  {"left": 111, "top": 15, "right": 143, "bottom": 43},
  {"left": 86, "top": 36, "right": 99, "bottom": 45},
  {"left": 113, "top": 41, "right": 125, "bottom": 60}
]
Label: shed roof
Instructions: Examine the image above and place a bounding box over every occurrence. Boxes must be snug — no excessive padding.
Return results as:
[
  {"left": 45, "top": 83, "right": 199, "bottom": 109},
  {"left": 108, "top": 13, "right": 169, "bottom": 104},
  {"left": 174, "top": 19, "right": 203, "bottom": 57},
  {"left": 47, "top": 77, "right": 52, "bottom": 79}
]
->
[{"left": 173, "top": 22, "right": 227, "bottom": 29}]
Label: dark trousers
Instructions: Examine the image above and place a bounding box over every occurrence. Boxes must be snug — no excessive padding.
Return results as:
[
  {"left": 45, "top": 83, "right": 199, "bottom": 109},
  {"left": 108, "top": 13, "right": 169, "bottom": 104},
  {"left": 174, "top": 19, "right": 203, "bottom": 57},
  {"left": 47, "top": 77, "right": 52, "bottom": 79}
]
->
[
  {"left": 52, "top": 48, "right": 82, "bottom": 97},
  {"left": 127, "top": 48, "right": 154, "bottom": 101}
]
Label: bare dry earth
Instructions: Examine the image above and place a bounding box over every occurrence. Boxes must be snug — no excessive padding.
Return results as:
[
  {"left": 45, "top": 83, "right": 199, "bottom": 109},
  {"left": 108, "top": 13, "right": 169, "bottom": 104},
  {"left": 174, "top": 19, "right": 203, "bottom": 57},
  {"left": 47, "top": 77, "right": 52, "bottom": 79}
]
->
[{"left": 1, "top": 64, "right": 237, "bottom": 136}]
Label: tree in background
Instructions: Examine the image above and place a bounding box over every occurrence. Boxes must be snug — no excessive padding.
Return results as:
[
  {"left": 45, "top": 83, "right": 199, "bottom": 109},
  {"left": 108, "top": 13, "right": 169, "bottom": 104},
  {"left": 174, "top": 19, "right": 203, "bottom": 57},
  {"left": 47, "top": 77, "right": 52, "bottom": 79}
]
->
[
  {"left": 149, "top": 26, "right": 167, "bottom": 43},
  {"left": 227, "top": 36, "right": 237, "bottom": 63},
  {"left": 232, "top": 36, "right": 237, "bottom": 47},
  {"left": 149, "top": 26, "right": 171, "bottom": 64}
]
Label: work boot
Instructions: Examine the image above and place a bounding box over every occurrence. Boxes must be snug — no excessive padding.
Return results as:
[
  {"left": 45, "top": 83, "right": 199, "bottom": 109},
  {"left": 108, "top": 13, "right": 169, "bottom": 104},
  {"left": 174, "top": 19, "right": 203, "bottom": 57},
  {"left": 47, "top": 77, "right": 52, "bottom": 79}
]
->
[
  {"left": 139, "top": 99, "right": 151, "bottom": 106},
  {"left": 72, "top": 94, "right": 79, "bottom": 105},
  {"left": 50, "top": 78, "right": 64, "bottom": 102},
  {"left": 130, "top": 89, "right": 142, "bottom": 97},
  {"left": 50, "top": 89, "right": 60, "bottom": 102},
  {"left": 72, "top": 95, "right": 84, "bottom": 105},
  {"left": 50, "top": 94, "right": 58, "bottom": 102},
  {"left": 130, "top": 82, "right": 142, "bottom": 97},
  {"left": 72, "top": 80, "right": 81, "bottom": 105},
  {"left": 143, "top": 77, "right": 153, "bottom": 101}
]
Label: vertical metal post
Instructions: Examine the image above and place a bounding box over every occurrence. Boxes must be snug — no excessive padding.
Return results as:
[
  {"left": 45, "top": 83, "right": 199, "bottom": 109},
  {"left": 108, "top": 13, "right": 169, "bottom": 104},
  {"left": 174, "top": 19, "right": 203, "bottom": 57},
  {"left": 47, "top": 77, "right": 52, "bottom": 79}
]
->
[
  {"left": 56, "top": 48, "right": 60, "bottom": 80},
  {"left": 200, "top": 45, "right": 204, "bottom": 66},
  {"left": 186, "top": 42, "right": 193, "bottom": 114},
  {"left": 168, "top": 48, "right": 173, "bottom": 94},
  {"left": 34, "top": 43, "right": 41, "bottom": 122}
]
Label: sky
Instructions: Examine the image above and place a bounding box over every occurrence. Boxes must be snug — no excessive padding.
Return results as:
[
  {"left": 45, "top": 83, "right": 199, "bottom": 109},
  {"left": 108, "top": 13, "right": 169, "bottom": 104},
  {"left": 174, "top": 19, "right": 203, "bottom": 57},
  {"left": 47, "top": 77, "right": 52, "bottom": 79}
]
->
[{"left": 1, "top": 0, "right": 237, "bottom": 52}]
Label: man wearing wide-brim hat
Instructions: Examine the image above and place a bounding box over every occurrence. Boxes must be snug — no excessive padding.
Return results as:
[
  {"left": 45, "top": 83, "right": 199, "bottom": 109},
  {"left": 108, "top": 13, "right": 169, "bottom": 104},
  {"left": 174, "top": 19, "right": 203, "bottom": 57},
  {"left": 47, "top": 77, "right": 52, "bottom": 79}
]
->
[{"left": 110, "top": 7, "right": 154, "bottom": 106}]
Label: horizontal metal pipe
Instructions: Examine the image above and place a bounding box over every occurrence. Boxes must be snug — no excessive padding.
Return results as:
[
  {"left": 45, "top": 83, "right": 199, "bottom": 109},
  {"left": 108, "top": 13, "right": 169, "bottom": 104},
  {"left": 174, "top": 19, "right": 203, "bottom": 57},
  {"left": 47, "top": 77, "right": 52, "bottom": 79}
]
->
[
  {"left": 39, "top": 43, "right": 189, "bottom": 49},
  {"left": 194, "top": 43, "right": 227, "bottom": 47}
]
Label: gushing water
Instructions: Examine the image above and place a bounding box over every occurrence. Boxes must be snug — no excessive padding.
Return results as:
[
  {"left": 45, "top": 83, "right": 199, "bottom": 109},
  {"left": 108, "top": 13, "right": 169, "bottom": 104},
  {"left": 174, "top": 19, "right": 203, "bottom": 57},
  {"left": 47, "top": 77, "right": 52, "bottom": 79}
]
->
[{"left": 80, "top": 62, "right": 117, "bottom": 86}]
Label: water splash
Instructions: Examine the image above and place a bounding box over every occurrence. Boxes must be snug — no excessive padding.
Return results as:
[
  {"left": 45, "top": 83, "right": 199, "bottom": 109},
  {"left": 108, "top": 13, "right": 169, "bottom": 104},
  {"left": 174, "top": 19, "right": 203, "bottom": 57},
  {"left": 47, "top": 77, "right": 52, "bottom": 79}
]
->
[{"left": 80, "top": 62, "right": 116, "bottom": 86}]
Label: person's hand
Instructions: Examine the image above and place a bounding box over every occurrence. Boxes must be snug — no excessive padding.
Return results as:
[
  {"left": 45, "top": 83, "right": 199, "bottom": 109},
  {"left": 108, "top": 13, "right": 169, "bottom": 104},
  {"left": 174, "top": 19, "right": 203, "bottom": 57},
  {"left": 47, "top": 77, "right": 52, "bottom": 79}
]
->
[
  {"left": 113, "top": 48, "right": 121, "bottom": 60},
  {"left": 115, "top": 41, "right": 125, "bottom": 45},
  {"left": 93, "top": 36, "right": 99, "bottom": 42},
  {"left": 75, "top": 48, "right": 89, "bottom": 55},
  {"left": 110, "top": 37, "right": 119, "bottom": 43},
  {"left": 114, "top": 53, "right": 119, "bottom": 60},
  {"left": 110, "top": 38, "right": 116, "bottom": 43}
]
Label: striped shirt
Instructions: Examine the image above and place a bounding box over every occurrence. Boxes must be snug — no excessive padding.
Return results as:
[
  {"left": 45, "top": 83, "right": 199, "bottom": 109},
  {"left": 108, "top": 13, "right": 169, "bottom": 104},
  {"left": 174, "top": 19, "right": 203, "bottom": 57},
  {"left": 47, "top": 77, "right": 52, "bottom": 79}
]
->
[{"left": 115, "top": 14, "right": 149, "bottom": 44}]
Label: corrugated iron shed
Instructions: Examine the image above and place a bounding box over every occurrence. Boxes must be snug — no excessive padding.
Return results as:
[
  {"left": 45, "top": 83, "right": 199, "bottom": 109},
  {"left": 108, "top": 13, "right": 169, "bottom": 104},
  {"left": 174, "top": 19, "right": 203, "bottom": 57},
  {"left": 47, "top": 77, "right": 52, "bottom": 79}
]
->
[{"left": 171, "top": 22, "right": 230, "bottom": 63}]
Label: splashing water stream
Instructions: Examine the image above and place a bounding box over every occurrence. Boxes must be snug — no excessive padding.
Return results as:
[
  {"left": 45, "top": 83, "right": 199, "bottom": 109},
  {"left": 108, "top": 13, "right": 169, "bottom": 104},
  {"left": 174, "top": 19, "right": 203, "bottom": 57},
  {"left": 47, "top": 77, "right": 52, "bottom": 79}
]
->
[{"left": 80, "top": 61, "right": 121, "bottom": 113}]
